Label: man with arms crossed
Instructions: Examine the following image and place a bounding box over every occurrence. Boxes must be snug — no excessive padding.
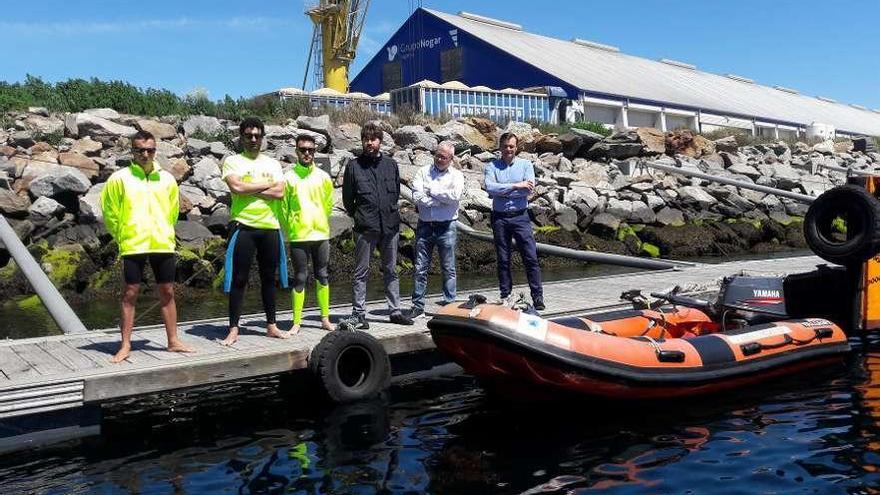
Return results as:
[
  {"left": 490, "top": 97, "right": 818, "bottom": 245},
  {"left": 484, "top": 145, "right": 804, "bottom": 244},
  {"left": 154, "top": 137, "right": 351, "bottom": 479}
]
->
[
  {"left": 279, "top": 134, "right": 334, "bottom": 335},
  {"left": 221, "top": 117, "right": 288, "bottom": 345},
  {"left": 101, "top": 130, "right": 193, "bottom": 363},
  {"left": 407, "top": 141, "right": 464, "bottom": 319},
  {"left": 341, "top": 122, "right": 414, "bottom": 328},
  {"left": 484, "top": 132, "right": 545, "bottom": 310}
]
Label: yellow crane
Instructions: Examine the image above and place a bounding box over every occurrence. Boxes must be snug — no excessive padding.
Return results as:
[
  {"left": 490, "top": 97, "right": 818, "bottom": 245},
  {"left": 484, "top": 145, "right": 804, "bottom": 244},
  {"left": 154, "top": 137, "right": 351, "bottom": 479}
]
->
[{"left": 302, "top": 0, "right": 371, "bottom": 93}]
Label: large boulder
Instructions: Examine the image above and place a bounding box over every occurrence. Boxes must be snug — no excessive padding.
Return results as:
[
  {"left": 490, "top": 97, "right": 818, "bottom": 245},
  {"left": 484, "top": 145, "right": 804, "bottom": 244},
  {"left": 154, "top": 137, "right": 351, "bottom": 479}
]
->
[
  {"left": 392, "top": 125, "right": 438, "bottom": 151},
  {"left": 58, "top": 152, "right": 99, "bottom": 180},
  {"left": 182, "top": 115, "right": 223, "bottom": 137},
  {"left": 136, "top": 119, "right": 178, "bottom": 140},
  {"left": 29, "top": 196, "right": 65, "bottom": 220},
  {"left": 190, "top": 156, "right": 221, "bottom": 190},
  {"left": 678, "top": 185, "right": 717, "bottom": 208},
  {"left": 77, "top": 183, "right": 104, "bottom": 223},
  {"left": 330, "top": 123, "right": 362, "bottom": 153},
  {"left": 588, "top": 131, "right": 645, "bottom": 160},
  {"left": 84, "top": 108, "right": 120, "bottom": 120},
  {"left": 0, "top": 189, "right": 31, "bottom": 217},
  {"left": 713, "top": 135, "right": 739, "bottom": 153},
  {"left": 69, "top": 113, "right": 137, "bottom": 139},
  {"left": 28, "top": 166, "right": 91, "bottom": 198},
  {"left": 296, "top": 115, "right": 332, "bottom": 143},
  {"left": 635, "top": 127, "right": 666, "bottom": 154},
  {"left": 437, "top": 118, "right": 497, "bottom": 153},
  {"left": 175, "top": 220, "right": 216, "bottom": 249},
  {"left": 70, "top": 137, "right": 103, "bottom": 156},
  {"left": 24, "top": 114, "right": 65, "bottom": 135}
]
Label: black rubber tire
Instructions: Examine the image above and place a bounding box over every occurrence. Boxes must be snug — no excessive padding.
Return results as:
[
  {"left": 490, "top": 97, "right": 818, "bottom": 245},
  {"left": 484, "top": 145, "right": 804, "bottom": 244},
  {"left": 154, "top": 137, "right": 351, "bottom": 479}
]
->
[
  {"left": 309, "top": 330, "right": 391, "bottom": 403},
  {"left": 804, "top": 184, "right": 880, "bottom": 266}
]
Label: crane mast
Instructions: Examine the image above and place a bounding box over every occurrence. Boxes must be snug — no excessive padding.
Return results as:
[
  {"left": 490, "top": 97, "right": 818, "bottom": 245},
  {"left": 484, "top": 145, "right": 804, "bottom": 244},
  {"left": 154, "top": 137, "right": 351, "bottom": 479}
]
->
[{"left": 303, "top": 0, "right": 371, "bottom": 92}]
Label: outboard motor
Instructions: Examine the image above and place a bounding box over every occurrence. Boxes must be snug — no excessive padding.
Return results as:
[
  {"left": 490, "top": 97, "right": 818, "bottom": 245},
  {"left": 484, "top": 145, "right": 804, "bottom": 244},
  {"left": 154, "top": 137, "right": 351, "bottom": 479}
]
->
[{"left": 717, "top": 275, "right": 788, "bottom": 320}]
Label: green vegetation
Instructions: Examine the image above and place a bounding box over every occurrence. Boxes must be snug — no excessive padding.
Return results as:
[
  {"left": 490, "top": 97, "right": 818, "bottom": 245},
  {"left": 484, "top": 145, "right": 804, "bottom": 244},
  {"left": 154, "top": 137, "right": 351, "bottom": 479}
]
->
[
  {"left": 534, "top": 225, "right": 561, "bottom": 234},
  {"left": 640, "top": 242, "right": 660, "bottom": 258},
  {"left": 16, "top": 294, "right": 42, "bottom": 309},
  {"left": 40, "top": 245, "right": 83, "bottom": 288},
  {"left": 0, "top": 75, "right": 391, "bottom": 125},
  {"left": 533, "top": 120, "right": 613, "bottom": 137}
]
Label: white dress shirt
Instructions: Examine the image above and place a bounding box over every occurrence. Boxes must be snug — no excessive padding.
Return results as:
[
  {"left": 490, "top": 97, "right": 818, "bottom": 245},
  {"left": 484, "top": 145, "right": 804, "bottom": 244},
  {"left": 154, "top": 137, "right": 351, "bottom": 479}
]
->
[{"left": 411, "top": 164, "right": 465, "bottom": 222}]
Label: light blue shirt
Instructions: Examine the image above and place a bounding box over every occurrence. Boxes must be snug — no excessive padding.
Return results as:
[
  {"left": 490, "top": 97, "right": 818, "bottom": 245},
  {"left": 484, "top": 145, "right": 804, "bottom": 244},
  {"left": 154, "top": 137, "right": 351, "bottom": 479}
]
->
[
  {"left": 411, "top": 164, "right": 465, "bottom": 221},
  {"left": 484, "top": 157, "right": 534, "bottom": 212}
]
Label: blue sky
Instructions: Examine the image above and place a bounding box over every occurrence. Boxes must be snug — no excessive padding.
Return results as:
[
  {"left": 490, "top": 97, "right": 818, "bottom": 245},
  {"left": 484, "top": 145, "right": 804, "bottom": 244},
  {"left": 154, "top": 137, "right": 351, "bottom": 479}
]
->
[{"left": 3, "top": 0, "right": 879, "bottom": 108}]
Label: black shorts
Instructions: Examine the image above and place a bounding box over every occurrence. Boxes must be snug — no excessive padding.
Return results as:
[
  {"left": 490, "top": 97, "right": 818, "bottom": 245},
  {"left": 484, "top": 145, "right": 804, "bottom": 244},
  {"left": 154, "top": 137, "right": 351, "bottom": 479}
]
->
[{"left": 122, "top": 253, "right": 176, "bottom": 285}]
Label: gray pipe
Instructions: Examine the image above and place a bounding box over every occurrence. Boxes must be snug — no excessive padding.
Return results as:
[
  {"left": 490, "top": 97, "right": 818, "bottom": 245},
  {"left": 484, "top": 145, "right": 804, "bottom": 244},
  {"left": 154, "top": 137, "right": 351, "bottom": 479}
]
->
[
  {"left": 400, "top": 187, "right": 692, "bottom": 271},
  {"left": 0, "top": 215, "right": 88, "bottom": 334},
  {"left": 454, "top": 221, "right": 690, "bottom": 269},
  {"left": 642, "top": 160, "right": 817, "bottom": 204},
  {"left": 815, "top": 160, "right": 877, "bottom": 177}
]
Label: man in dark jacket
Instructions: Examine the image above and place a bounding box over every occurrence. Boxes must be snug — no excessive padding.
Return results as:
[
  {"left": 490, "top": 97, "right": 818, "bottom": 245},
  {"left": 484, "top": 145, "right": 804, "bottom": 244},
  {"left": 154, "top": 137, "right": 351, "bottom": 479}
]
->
[{"left": 341, "top": 122, "right": 414, "bottom": 328}]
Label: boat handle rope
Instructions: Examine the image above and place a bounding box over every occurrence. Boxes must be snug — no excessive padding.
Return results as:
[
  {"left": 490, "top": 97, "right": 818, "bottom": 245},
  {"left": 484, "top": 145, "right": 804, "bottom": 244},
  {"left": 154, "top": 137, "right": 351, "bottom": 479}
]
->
[{"left": 739, "top": 327, "right": 835, "bottom": 356}]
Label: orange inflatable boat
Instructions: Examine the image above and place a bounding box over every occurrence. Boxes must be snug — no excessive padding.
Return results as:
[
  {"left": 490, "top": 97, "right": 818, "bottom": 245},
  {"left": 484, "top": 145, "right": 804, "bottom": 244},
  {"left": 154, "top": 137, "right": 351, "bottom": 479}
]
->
[{"left": 428, "top": 276, "right": 851, "bottom": 399}]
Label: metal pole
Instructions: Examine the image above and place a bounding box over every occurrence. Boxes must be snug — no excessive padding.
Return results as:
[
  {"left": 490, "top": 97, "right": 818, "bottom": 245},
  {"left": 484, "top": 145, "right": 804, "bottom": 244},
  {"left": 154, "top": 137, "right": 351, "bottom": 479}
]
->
[
  {"left": 0, "top": 215, "right": 88, "bottom": 334},
  {"left": 642, "top": 160, "right": 817, "bottom": 204}
]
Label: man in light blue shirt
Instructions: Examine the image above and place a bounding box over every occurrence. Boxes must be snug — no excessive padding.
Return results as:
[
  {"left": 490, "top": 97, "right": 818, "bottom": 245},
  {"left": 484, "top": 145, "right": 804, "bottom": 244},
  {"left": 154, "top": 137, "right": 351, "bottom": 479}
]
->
[
  {"left": 408, "top": 141, "right": 465, "bottom": 318},
  {"left": 484, "top": 132, "right": 544, "bottom": 310}
]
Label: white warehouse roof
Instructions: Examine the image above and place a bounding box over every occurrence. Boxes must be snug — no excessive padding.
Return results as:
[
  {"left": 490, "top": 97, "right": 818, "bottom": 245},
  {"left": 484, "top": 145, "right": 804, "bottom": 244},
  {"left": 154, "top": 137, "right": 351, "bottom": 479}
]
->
[{"left": 428, "top": 9, "right": 880, "bottom": 135}]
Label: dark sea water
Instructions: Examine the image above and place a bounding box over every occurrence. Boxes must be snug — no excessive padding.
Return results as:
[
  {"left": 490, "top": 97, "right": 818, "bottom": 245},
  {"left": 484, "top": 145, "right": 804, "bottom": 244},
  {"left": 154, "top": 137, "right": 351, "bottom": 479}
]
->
[
  {"left": 8, "top": 249, "right": 877, "bottom": 494},
  {"left": 1, "top": 339, "right": 879, "bottom": 495}
]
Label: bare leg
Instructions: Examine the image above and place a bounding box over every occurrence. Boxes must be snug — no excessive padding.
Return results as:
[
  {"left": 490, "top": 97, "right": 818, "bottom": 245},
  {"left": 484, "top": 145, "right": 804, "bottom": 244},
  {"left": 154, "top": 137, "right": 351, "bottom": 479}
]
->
[
  {"left": 158, "top": 283, "right": 193, "bottom": 354},
  {"left": 112, "top": 283, "right": 140, "bottom": 363}
]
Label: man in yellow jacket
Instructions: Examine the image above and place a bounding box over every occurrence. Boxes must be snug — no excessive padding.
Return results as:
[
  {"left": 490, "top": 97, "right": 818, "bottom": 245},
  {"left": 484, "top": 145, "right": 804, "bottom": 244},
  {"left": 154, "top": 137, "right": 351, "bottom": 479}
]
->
[
  {"left": 100, "top": 130, "right": 193, "bottom": 363},
  {"left": 279, "top": 134, "right": 334, "bottom": 334}
]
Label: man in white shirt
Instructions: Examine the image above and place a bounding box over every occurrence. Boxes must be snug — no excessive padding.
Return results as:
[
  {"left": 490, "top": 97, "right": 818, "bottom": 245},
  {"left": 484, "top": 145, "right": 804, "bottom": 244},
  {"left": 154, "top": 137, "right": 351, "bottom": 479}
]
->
[{"left": 407, "top": 141, "right": 465, "bottom": 319}]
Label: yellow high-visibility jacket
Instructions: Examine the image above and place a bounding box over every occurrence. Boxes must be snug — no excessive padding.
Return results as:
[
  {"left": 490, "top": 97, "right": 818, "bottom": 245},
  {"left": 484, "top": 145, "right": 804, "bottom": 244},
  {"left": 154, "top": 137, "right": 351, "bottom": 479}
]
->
[
  {"left": 279, "top": 163, "right": 334, "bottom": 242},
  {"left": 100, "top": 162, "right": 179, "bottom": 256}
]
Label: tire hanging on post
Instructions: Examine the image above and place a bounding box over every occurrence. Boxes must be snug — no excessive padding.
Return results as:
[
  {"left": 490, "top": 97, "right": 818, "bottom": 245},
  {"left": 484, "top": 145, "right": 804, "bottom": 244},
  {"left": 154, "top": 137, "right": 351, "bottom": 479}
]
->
[
  {"left": 309, "top": 330, "right": 391, "bottom": 403},
  {"left": 804, "top": 185, "right": 880, "bottom": 266}
]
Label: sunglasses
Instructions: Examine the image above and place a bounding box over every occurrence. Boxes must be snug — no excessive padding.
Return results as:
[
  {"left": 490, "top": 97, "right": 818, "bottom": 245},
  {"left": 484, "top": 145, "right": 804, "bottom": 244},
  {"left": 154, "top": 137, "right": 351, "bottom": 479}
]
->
[
  {"left": 132, "top": 147, "right": 157, "bottom": 154},
  {"left": 297, "top": 147, "right": 316, "bottom": 154},
  {"left": 242, "top": 133, "right": 263, "bottom": 140}
]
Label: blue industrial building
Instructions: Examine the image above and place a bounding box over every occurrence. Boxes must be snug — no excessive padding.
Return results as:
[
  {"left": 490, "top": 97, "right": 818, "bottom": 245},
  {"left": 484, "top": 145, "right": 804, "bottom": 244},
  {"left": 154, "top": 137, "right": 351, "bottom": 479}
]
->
[{"left": 351, "top": 8, "right": 880, "bottom": 137}]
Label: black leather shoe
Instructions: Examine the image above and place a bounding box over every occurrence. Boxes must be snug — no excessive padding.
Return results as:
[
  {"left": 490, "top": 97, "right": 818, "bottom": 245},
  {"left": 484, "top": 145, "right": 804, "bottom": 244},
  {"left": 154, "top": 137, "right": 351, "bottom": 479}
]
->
[
  {"left": 390, "top": 312, "right": 414, "bottom": 325},
  {"left": 533, "top": 298, "right": 546, "bottom": 311}
]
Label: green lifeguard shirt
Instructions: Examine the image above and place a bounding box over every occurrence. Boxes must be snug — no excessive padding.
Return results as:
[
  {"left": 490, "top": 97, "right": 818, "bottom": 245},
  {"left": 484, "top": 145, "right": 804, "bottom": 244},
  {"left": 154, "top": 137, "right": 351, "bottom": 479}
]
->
[
  {"left": 221, "top": 152, "right": 283, "bottom": 229},
  {"left": 280, "top": 163, "right": 334, "bottom": 242}
]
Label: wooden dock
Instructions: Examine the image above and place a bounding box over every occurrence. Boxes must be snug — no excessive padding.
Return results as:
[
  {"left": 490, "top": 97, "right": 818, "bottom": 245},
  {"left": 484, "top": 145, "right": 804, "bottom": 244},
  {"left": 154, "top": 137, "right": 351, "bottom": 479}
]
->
[{"left": 0, "top": 255, "right": 827, "bottom": 420}]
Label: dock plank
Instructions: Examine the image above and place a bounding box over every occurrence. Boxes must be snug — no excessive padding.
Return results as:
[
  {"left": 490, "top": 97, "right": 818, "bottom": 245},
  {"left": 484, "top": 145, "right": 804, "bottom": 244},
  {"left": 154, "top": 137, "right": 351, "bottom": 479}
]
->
[
  {"left": 12, "top": 343, "right": 73, "bottom": 376},
  {"left": 0, "top": 347, "right": 40, "bottom": 381},
  {"left": 38, "top": 341, "right": 101, "bottom": 372}
]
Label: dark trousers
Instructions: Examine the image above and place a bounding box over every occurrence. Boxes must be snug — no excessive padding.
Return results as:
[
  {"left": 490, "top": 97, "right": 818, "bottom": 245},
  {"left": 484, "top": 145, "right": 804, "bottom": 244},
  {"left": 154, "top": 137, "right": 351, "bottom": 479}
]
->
[{"left": 491, "top": 210, "right": 543, "bottom": 299}]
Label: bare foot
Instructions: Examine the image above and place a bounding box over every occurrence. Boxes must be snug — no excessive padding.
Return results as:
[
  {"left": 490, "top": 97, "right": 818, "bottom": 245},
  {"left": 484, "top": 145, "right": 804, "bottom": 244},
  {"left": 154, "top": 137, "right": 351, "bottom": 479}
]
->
[
  {"left": 321, "top": 317, "right": 333, "bottom": 331},
  {"left": 221, "top": 327, "right": 239, "bottom": 346},
  {"left": 267, "top": 325, "right": 290, "bottom": 339},
  {"left": 110, "top": 344, "right": 131, "bottom": 364},
  {"left": 167, "top": 341, "right": 195, "bottom": 354},
  {"left": 289, "top": 324, "right": 301, "bottom": 336}
]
